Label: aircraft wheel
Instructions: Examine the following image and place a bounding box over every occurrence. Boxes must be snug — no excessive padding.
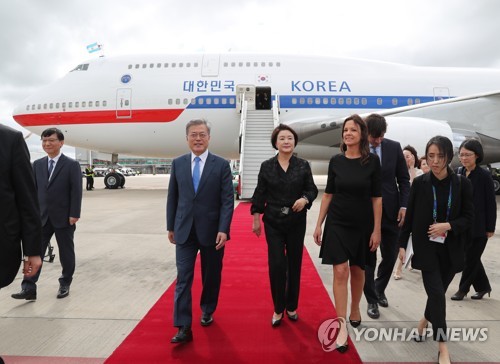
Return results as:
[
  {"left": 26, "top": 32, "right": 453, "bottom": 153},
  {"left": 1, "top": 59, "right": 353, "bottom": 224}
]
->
[
  {"left": 492, "top": 176, "right": 500, "bottom": 195},
  {"left": 119, "top": 174, "right": 126, "bottom": 188},
  {"left": 104, "top": 173, "right": 121, "bottom": 189}
]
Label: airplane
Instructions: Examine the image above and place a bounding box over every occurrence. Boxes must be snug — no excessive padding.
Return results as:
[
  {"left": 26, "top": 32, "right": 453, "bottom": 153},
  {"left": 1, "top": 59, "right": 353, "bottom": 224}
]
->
[{"left": 12, "top": 53, "right": 500, "bottom": 196}]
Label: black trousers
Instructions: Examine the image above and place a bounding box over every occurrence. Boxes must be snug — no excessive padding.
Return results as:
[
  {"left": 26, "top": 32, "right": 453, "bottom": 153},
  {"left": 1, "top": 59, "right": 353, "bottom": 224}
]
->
[
  {"left": 173, "top": 227, "right": 224, "bottom": 327},
  {"left": 22, "top": 218, "right": 76, "bottom": 291},
  {"left": 86, "top": 176, "right": 94, "bottom": 190},
  {"left": 364, "top": 217, "right": 399, "bottom": 304},
  {"left": 263, "top": 217, "right": 306, "bottom": 314},
  {"left": 458, "top": 236, "right": 491, "bottom": 293},
  {"left": 421, "top": 246, "right": 456, "bottom": 342}
]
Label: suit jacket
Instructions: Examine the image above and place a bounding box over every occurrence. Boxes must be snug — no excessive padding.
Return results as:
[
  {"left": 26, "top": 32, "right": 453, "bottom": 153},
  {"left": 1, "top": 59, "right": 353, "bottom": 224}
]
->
[
  {"left": 167, "top": 152, "right": 234, "bottom": 245},
  {"left": 379, "top": 138, "right": 410, "bottom": 222},
  {"left": 33, "top": 154, "right": 82, "bottom": 228},
  {"left": 399, "top": 171, "right": 474, "bottom": 273},
  {"left": 0, "top": 124, "right": 42, "bottom": 288}
]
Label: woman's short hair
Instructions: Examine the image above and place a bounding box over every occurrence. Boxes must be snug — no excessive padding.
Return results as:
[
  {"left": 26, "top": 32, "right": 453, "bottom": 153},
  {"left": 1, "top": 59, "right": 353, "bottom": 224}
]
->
[
  {"left": 459, "top": 139, "right": 484, "bottom": 164},
  {"left": 403, "top": 145, "right": 420, "bottom": 168},
  {"left": 425, "top": 136, "right": 454, "bottom": 164},
  {"left": 271, "top": 124, "right": 298, "bottom": 150}
]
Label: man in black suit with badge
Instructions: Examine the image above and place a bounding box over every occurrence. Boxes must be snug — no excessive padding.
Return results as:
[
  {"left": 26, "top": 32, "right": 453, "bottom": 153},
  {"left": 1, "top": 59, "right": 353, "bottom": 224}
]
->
[
  {"left": 363, "top": 114, "right": 410, "bottom": 319},
  {"left": 11, "top": 127, "right": 82, "bottom": 300}
]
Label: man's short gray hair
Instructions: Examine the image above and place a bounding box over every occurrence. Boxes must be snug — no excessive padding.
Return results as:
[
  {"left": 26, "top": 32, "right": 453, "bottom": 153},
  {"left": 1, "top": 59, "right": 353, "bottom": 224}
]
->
[{"left": 185, "top": 119, "right": 211, "bottom": 135}]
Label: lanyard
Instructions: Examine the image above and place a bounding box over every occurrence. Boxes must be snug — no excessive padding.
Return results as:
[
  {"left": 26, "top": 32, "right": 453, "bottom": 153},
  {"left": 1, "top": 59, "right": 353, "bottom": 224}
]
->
[{"left": 432, "top": 184, "right": 452, "bottom": 223}]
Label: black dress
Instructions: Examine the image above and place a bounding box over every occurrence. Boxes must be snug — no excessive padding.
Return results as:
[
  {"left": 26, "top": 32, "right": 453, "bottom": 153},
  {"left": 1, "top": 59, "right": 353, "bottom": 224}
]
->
[{"left": 320, "top": 153, "right": 381, "bottom": 267}]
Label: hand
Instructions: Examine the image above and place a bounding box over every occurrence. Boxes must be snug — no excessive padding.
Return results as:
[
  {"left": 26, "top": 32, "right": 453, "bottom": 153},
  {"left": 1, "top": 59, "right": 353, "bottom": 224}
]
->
[
  {"left": 23, "top": 256, "right": 42, "bottom": 277},
  {"left": 428, "top": 222, "right": 450, "bottom": 238},
  {"left": 168, "top": 231, "right": 176, "bottom": 244},
  {"left": 291, "top": 197, "right": 308, "bottom": 213},
  {"left": 369, "top": 230, "right": 381, "bottom": 252},
  {"left": 69, "top": 217, "right": 79, "bottom": 225},
  {"left": 397, "top": 208, "right": 406, "bottom": 228},
  {"left": 398, "top": 248, "right": 406, "bottom": 263},
  {"left": 313, "top": 226, "right": 322, "bottom": 246},
  {"left": 252, "top": 219, "right": 261, "bottom": 237},
  {"left": 215, "top": 232, "right": 227, "bottom": 250},
  {"left": 487, "top": 232, "right": 494, "bottom": 239}
]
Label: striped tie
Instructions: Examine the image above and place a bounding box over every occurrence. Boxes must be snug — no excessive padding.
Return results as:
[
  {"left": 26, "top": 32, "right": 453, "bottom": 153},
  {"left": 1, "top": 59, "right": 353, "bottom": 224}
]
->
[
  {"left": 193, "top": 157, "right": 201, "bottom": 192},
  {"left": 48, "top": 159, "right": 55, "bottom": 180}
]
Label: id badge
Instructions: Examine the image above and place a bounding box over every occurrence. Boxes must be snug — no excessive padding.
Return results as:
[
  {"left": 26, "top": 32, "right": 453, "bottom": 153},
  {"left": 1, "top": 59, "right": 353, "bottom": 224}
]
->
[{"left": 429, "top": 231, "right": 447, "bottom": 244}]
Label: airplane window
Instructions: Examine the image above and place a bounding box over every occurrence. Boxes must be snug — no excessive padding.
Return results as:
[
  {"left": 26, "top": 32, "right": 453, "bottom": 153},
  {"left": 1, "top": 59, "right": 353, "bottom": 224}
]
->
[
  {"left": 75, "top": 102, "right": 79, "bottom": 107},
  {"left": 194, "top": 62, "right": 199, "bottom": 67},
  {"left": 346, "top": 98, "right": 352, "bottom": 105},
  {"left": 231, "top": 62, "right": 235, "bottom": 67},
  {"left": 142, "top": 64, "right": 147, "bottom": 69},
  {"left": 221, "top": 98, "right": 227, "bottom": 104},
  {"left": 82, "top": 64, "right": 89, "bottom": 71},
  {"left": 187, "top": 62, "right": 191, "bottom": 67},
  {"left": 175, "top": 99, "right": 180, "bottom": 105},
  {"left": 38, "top": 104, "right": 41, "bottom": 110},
  {"left": 238, "top": 62, "right": 242, "bottom": 67},
  {"left": 261, "top": 62, "right": 265, "bottom": 67},
  {"left": 223, "top": 62, "right": 228, "bottom": 67},
  {"left": 269, "top": 62, "right": 274, "bottom": 67},
  {"left": 315, "top": 98, "right": 320, "bottom": 105},
  {"left": 124, "top": 100, "right": 129, "bottom": 106},
  {"left": 206, "top": 98, "right": 212, "bottom": 105},
  {"left": 276, "top": 62, "right": 281, "bottom": 67},
  {"left": 135, "top": 64, "right": 139, "bottom": 69},
  {"left": 150, "top": 63, "right": 154, "bottom": 68},
  {"left": 331, "top": 98, "right": 336, "bottom": 105},
  {"left": 415, "top": 98, "right": 421, "bottom": 104},
  {"left": 62, "top": 103, "right": 66, "bottom": 109},
  {"left": 338, "top": 98, "right": 344, "bottom": 105},
  {"left": 214, "top": 98, "right": 219, "bottom": 105},
  {"left": 292, "top": 98, "right": 297, "bottom": 105},
  {"left": 392, "top": 98, "right": 398, "bottom": 106},
  {"left": 168, "top": 99, "right": 173, "bottom": 105},
  {"left": 229, "top": 98, "right": 235, "bottom": 105},
  {"left": 199, "top": 98, "right": 204, "bottom": 105},
  {"left": 128, "top": 65, "right": 132, "bottom": 69},
  {"left": 103, "top": 101, "right": 107, "bottom": 107},
  {"left": 183, "top": 98, "right": 188, "bottom": 104},
  {"left": 50, "top": 103, "right": 53, "bottom": 109},
  {"left": 323, "top": 98, "right": 328, "bottom": 105},
  {"left": 299, "top": 98, "right": 305, "bottom": 105},
  {"left": 254, "top": 62, "right": 258, "bottom": 67},
  {"left": 354, "top": 98, "right": 359, "bottom": 105},
  {"left": 44, "top": 104, "right": 47, "bottom": 109},
  {"left": 89, "top": 101, "right": 93, "bottom": 107},
  {"left": 32, "top": 104, "right": 35, "bottom": 110},
  {"left": 246, "top": 62, "right": 251, "bottom": 67},
  {"left": 172, "top": 63, "right": 176, "bottom": 68},
  {"left": 96, "top": 101, "right": 100, "bottom": 107},
  {"left": 407, "top": 98, "right": 413, "bottom": 105},
  {"left": 377, "top": 98, "right": 382, "bottom": 105},
  {"left": 164, "top": 63, "right": 169, "bottom": 68},
  {"left": 26, "top": 105, "right": 30, "bottom": 111},
  {"left": 191, "top": 98, "right": 196, "bottom": 105},
  {"left": 68, "top": 102, "right": 72, "bottom": 108},
  {"left": 362, "top": 98, "right": 367, "bottom": 105},
  {"left": 82, "top": 102, "right": 86, "bottom": 107},
  {"left": 179, "top": 63, "right": 184, "bottom": 68},
  {"left": 56, "top": 103, "right": 60, "bottom": 108},
  {"left": 307, "top": 98, "right": 313, "bottom": 105},
  {"left": 157, "top": 63, "right": 161, "bottom": 68}
]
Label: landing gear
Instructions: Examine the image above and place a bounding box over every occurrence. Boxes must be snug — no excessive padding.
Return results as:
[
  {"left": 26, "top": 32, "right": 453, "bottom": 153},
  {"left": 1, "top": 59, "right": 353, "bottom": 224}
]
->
[{"left": 104, "top": 172, "right": 126, "bottom": 189}]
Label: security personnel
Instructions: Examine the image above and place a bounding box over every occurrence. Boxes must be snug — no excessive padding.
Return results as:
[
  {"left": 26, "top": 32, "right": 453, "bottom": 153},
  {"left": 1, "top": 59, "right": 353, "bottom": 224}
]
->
[{"left": 85, "top": 165, "right": 94, "bottom": 191}]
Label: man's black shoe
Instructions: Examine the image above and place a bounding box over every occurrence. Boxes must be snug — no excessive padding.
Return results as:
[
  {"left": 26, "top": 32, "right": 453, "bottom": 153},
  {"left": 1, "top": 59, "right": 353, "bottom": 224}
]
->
[
  {"left": 57, "top": 286, "right": 70, "bottom": 299},
  {"left": 11, "top": 289, "right": 37, "bottom": 301},
  {"left": 367, "top": 303, "right": 380, "bottom": 319},
  {"left": 171, "top": 326, "right": 193, "bottom": 343},
  {"left": 378, "top": 293, "right": 389, "bottom": 308},
  {"left": 201, "top": 313, "right": 214, "bottom": 326}
]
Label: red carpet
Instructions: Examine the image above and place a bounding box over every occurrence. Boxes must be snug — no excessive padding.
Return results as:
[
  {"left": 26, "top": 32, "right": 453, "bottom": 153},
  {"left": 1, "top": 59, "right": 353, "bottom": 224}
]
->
[{"left": 106, "top": 203, "right": 362, "bottom": 363}]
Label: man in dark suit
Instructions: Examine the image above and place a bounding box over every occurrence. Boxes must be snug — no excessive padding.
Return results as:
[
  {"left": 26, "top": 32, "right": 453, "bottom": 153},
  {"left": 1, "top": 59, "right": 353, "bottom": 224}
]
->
[
  {"left": 11, "top": 127, "right": 82, "bottom": 300},
  {"left": 363, "top": 114, "right": 410, "bottom": 319},
  {"left": 167, "top": 119, "right": 234, "bottom": 343},
  {"left": 0, "top": 124, "right": 42, "bottom": 290}
]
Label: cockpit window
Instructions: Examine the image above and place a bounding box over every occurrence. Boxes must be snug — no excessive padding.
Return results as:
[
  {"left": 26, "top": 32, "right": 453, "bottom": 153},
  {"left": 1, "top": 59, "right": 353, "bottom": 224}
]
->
[{"left": 71, "top": 63, "right": 90, "bottom": 72}]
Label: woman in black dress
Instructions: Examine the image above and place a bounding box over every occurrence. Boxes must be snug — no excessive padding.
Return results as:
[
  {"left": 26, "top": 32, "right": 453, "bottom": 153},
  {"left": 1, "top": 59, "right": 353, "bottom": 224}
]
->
[
  {"left": 451, "top": 139, "right": 496, "bottom": 301},
  {"left": 313, "top": 114, "right": 382, "bottom": 353},
  {"left": 399, "top": 136, "right": 474, "bottom": 364},
  {"left": 251, "top": 124, "right": 318, "bottom": 327}
]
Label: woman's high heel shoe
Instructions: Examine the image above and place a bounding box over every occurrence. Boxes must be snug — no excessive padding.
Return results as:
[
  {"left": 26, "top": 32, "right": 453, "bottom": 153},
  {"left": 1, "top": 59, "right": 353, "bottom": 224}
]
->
[
  {"left": 336, "top": 340, "right": 349, "bottom": 353},
  {"left": 471, "top": 290, "right": 491, "bottom": 300},
  {"left": 450, "top": 290, "right": 467, "bottom": 301},
  {"left": 349, "top": 316, "right": 361, "bottom": 328},
  {"left": 286, "top": 311, "right": 298, "bottom": 321},
  {"left": 271, "top": 312, "right": 283, "bottom": 327}
]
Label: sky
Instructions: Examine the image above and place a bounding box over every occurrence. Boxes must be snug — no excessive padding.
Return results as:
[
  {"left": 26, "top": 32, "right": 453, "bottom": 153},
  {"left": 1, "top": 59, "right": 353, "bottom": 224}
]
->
[{"left": 2, "top": 0, "right": 500, "bottom": 155}]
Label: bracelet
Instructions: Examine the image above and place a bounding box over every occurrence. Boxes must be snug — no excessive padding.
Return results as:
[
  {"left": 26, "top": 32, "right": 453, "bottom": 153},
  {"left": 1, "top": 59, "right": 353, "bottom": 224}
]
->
[{"left": 301, "top": 195, "right": 309, "bottom": 204}]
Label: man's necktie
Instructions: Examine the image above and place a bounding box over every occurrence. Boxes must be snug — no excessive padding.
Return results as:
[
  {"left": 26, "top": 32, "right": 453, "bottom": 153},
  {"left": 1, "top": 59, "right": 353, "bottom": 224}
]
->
[
  {"left": 48, "top": 159, "right": 55, "bottom": 180},
  {"left": 193, "top": 157, "right": 201, "bottom": 192},
  {"left": 371, "top": 146, "right": 381, "bottom": 165}
]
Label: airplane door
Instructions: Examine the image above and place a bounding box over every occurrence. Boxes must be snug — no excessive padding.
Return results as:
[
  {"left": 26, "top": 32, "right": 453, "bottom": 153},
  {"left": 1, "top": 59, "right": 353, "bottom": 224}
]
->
[
  {"left": 433, "top": 87, "right": 450, "bottom": 100},
  {"left": 202, "top": 55, "right": 220, "bottom": 77},
  {"left": 116, "top": 88, "right": 132, "bottom": 118},
  {"left": 236, "top": 84, "right": 256, "bottom": 112},
  {"left": 256, "top": 86, "right": 272, "bottom": 110}
]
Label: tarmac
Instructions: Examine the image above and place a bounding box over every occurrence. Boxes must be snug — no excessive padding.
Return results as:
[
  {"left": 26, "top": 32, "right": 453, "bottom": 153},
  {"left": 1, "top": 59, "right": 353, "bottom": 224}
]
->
[{"left": 0, "top": 174, "right": 499, "bottom": 363}]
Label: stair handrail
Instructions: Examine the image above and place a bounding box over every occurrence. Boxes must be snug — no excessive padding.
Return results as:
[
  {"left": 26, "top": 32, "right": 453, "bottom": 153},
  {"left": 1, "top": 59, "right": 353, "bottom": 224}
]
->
[
  {"left": 272, "top": 94, "right": 280, "bottom": 127},
  {"left": 238, "top": 99, "right": 249, "bottom": 193}
]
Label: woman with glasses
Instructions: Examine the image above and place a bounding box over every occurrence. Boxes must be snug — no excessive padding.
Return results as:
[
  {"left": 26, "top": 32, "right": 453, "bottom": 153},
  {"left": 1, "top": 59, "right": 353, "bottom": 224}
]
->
[
  {"left": 398, "top": 136, "right": 474, "bottom": 364},
  {"left": 451, "top": 139, "right": 496, "bottom": 301}
]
